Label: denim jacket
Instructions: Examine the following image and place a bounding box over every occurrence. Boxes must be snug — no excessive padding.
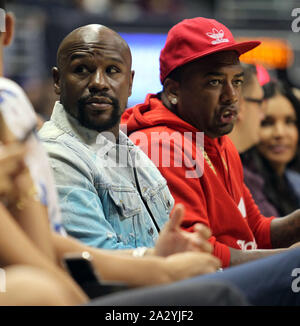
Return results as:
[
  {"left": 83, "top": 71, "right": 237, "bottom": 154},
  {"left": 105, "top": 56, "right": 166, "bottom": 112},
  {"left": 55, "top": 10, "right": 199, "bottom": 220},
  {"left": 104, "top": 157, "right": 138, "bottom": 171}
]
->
[{"left": 39, "top": 102, "right": 174, "bottom": 249}]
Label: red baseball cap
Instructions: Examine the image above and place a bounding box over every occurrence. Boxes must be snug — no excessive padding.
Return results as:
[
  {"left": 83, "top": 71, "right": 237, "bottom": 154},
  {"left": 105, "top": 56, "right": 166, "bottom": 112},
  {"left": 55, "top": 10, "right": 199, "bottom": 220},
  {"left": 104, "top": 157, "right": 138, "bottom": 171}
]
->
[{"left": 159, "top": 17, "right": 261, "bottom": 84}]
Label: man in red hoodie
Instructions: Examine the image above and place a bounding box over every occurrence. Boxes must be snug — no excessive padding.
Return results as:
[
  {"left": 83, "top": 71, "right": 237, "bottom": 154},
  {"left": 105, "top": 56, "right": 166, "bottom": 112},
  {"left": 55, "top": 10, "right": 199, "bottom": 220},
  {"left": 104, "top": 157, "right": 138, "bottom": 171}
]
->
[{"left": 122, "top": 17, "right": 300, "bottom": 268}]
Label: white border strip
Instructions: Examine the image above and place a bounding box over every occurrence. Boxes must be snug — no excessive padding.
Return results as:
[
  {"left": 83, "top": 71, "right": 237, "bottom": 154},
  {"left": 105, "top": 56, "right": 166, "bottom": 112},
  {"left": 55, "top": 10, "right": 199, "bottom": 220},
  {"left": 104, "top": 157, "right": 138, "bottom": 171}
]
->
[{"left": 0, "top": 9, "right": 5, "bottom": 32}]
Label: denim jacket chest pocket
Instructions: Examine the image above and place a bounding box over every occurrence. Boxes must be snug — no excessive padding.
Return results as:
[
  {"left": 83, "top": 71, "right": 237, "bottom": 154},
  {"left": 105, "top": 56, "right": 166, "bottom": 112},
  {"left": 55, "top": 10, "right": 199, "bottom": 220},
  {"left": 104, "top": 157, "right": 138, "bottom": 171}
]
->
[
  {"left": 105, "top": 185, "right": 160, "bottom": 247},
  {"left": 108, "top": 187, "right": 141, "bottom": 220},
  {"left": 139, "top": 180, "right": 173, "bottom": 225}
]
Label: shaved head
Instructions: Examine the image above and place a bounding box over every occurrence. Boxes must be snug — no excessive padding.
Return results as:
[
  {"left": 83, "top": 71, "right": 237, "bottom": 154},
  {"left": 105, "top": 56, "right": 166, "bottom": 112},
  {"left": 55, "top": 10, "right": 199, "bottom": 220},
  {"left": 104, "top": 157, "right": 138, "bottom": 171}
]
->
[{"left": 56, "top": 24, "right": 132, "bottom": 70}]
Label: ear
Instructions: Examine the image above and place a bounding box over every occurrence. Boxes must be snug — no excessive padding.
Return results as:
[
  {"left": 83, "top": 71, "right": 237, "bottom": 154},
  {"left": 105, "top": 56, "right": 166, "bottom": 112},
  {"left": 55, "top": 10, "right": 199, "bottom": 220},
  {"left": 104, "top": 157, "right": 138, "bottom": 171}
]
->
[
  {"left": 3, "top": 13, "right": 15, "bottom": 46},
  {"left": 52, "top": 66, "right": 61, "bottom": 95},
  {"left": 128, "top": 70, "right": 135, "bottom": 97},
  {"left": 163, "top": 77, "right": 180, "bottom": 103}
]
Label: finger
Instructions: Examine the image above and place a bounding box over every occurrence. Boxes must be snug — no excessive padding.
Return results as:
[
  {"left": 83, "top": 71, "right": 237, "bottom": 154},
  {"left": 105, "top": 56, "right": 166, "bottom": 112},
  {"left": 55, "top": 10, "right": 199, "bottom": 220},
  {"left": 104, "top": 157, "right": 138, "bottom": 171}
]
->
[
  {"left": 197, "top": 239, "right": 213, "bottom": 254},
  {"left": 193, "top": 254, "right": 221, "bottom": 275},
  {"left": 188, "top": 234, "right": 213, "bottom": 253},
  {"left": 193, "top": 223, "right": 212, "bottom": 240},
  {"left": 202, "top": 254, "right": 221, "bottom": 271},
  {"left": 168, "top": 203, "right": 185, "bottom": 231},
  {"left": 210, "top": 255, "right": 221, "bottom": 270}
]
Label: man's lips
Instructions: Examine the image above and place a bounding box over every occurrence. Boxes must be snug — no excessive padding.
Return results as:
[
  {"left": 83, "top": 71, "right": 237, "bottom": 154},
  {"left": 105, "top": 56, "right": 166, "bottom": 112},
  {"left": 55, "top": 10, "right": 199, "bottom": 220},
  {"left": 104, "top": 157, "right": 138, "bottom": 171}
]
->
[
  {"left": 218, "top": 106, "right": 238, "bottom": 125},
  {"left": 85, "top": 97, "right": 113, "bottom": 111}
]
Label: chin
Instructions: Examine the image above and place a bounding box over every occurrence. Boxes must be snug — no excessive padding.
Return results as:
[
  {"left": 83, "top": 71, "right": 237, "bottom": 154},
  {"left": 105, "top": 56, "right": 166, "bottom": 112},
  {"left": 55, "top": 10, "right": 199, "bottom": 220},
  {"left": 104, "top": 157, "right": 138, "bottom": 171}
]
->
[
  {"left": 217, "top": 124, "right": 234, "bottom": 137},
  {"left": 268, "top": 155, "right": 293, "bottom": 166}
]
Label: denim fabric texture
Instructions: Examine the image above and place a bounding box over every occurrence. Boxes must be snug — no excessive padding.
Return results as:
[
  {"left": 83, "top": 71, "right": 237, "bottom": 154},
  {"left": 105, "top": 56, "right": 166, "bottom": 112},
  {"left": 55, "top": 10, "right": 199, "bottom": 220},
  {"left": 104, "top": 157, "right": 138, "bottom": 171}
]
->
[{"left": 39, "top": 102, "right": 174, "bottom": 249}]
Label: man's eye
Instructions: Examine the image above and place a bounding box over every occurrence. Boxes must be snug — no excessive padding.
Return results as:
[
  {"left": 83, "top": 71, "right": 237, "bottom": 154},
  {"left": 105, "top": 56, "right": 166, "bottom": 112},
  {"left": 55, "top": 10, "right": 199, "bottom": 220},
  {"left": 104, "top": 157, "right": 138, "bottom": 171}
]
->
[
  {"left": 233, "top": 79, "right": 243, "bottom": 86},
  {"left": 209, "top": 80, "right": 221, "bottom": 86},
  {"left": 74, "top": 65, "right": 89, "bottom": 74},
  {"left": 107, "top": 66, "right": 120, "bottom": 74}
]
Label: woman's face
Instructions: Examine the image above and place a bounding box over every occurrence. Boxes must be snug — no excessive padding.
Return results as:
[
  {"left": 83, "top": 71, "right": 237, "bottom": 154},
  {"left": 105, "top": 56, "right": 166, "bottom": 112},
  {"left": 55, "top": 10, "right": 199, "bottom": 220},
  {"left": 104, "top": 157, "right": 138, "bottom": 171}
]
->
[{"left": 257, "top": 93, "right": 299, "bottom": 174}]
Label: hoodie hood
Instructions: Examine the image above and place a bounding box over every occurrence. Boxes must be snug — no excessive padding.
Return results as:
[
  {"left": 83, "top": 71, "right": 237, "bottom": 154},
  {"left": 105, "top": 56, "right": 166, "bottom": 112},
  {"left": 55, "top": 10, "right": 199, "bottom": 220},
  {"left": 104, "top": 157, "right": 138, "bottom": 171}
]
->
[
  {"left": 122, "top": 93, "right": 228, "bottom": 154},
  {"left": 122, "top": 93, "right": 198, "bottom": 134}
]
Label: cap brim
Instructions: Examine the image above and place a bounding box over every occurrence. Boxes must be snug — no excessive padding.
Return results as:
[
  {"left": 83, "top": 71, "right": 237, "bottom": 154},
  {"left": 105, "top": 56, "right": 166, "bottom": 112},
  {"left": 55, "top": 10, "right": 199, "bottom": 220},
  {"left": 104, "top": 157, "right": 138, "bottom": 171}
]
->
[
  {"left": 181, "top": 40, "right": 261, "bottom": 65},
  {"left": 222, "top": 40, "right": 261, "bottom": 56},
  {"left": 161, "top": 40, "right": 261, "bottom": 83}
]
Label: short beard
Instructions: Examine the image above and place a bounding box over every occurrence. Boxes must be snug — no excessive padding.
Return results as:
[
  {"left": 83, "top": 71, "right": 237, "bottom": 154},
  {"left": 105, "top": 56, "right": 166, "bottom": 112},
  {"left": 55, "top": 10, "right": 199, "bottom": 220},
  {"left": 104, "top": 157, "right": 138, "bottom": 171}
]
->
[{"left": 77, "top": 94, "right": 122, "bottom": 132}]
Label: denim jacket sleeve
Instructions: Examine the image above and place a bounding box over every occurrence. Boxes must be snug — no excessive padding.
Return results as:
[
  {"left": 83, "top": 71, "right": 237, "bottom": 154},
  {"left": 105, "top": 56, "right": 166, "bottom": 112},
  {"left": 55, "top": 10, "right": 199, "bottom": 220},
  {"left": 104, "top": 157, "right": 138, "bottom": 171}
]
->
[{"left": 43, "top": 139, "right": 141, "bottom": 249}]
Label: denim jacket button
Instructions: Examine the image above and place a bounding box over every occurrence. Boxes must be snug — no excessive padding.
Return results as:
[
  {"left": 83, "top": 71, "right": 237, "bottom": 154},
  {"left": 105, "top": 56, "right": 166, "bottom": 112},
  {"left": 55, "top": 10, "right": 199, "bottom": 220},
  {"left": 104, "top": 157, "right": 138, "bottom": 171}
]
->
[{"left": 148, "top": 227, "right": 154, "bottom": 236}]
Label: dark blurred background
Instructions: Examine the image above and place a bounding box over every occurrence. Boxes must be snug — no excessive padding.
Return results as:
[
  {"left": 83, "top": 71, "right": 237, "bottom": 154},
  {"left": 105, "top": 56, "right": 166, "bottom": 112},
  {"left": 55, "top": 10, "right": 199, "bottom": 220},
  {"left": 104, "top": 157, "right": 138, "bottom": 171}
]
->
[{"left": 3, "top": 0, "right": 300, "bottom": 119}]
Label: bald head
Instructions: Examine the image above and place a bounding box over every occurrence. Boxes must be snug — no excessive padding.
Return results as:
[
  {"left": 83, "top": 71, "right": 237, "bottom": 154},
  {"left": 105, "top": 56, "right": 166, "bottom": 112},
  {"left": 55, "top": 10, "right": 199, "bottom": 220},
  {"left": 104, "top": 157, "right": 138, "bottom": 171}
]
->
[{"left": 57, "top": 24, "right": 132, "bottom": 70}]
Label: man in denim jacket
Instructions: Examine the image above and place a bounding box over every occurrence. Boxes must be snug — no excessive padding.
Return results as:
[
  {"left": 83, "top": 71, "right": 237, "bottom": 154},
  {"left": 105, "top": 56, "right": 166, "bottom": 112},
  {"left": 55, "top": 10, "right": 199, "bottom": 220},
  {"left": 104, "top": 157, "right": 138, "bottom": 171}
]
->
[{"left": 39, "top": 24, "right": 180, "bottom": 251}]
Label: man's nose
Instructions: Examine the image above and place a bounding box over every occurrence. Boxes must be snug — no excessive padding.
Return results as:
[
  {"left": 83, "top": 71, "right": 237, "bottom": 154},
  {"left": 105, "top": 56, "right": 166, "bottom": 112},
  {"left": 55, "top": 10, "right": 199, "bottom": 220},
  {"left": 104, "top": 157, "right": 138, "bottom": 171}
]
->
[
  {"left": 220, "top": 82, "right": 238, "bottom": 104},
  {"left": 88, "top": 69, "right": 109, "bottom": 93}
]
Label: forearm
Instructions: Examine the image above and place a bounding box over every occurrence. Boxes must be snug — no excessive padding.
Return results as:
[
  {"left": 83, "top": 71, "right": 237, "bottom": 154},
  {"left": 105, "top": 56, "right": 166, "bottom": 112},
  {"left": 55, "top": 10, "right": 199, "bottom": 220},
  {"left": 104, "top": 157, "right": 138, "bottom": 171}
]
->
[
  {"left": 52, "top": 232, "right": 168, "bottom": 286},
  {"left": 9, "top": 202, "right": 56, "bottom": 263},
  {"left": 229, "top": 247, "right": 288, "bottom": 266},
  {"left": 52, "top": 231, "right": 138, "bottom": 261},
  {"left": 106, "top": 248, "right": 155, "bottom": 256},
  {"left": 270, "top": 210, "right": 300, "bottom": 248},
  {"left": 8, "top": 168, "right": 56, "bottom": 262},
  {"left": 0, "top": 203, "right": 54, "bottom": 267},
  {"left": 93, "top": 252, "right": 170, "bottom": 286}
]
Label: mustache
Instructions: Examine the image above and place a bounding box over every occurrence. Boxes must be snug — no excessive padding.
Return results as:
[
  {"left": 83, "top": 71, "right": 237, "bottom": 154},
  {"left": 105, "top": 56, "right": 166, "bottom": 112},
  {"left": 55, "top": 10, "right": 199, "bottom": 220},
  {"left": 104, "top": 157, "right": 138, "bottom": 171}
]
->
[{"left": 78, "top": 93, "right": 120, "bottom": 108}]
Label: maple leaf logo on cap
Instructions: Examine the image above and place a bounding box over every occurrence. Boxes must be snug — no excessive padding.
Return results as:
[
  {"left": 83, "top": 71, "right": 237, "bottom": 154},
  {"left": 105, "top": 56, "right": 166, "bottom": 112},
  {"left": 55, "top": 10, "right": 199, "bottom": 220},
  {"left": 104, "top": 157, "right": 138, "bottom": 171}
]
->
[{"left": 206, "top": 28, "right": 229, "bottom": 45}]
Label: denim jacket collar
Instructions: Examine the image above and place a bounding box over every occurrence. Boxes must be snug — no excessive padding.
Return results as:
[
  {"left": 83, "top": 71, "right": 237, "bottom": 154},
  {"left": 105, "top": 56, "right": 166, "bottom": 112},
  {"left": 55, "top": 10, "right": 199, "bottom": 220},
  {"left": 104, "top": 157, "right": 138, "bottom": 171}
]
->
[{"left": 51, "top": 101, "right": 134, "bottom": 156}]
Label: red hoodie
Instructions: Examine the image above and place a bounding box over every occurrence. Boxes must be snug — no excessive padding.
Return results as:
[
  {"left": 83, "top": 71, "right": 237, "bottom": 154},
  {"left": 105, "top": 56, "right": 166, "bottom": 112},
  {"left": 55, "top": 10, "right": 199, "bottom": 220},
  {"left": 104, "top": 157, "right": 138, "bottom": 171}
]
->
[{"left": 122, "top": 94, "right": 274, "bottom": 267}]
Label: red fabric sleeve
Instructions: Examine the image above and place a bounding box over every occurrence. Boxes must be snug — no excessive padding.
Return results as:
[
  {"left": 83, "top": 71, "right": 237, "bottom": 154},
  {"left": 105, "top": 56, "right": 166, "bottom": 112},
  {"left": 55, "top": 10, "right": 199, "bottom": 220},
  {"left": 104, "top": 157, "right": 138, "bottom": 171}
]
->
[{"left": 210, "top": 236, "right": 231, "bottom": 268}]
